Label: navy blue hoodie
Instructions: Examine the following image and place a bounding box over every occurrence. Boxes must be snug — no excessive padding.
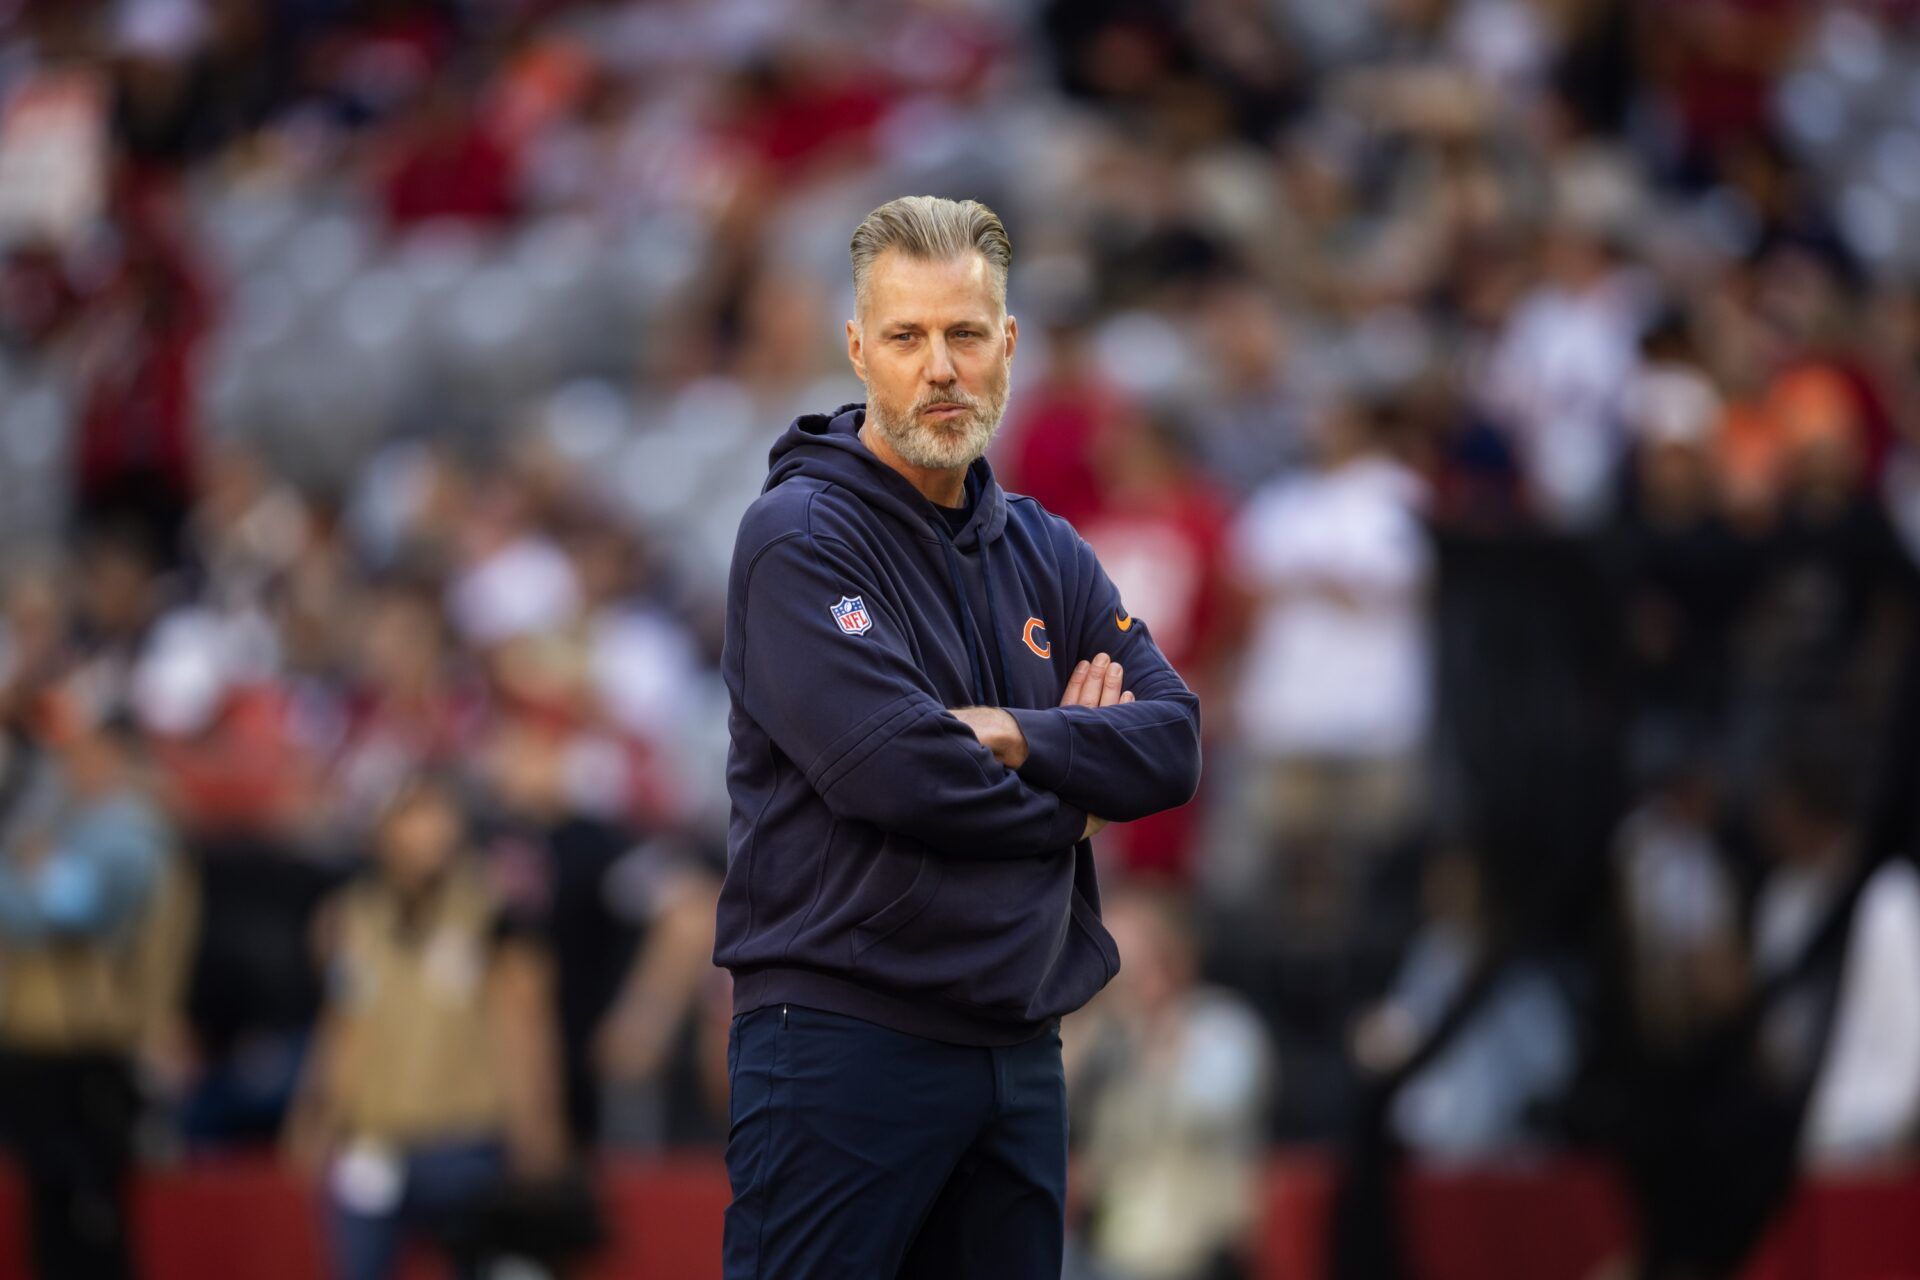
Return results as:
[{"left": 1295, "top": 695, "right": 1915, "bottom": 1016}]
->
[{"left": 715, "top": 405, "right": 1202, "bottom": 1045}]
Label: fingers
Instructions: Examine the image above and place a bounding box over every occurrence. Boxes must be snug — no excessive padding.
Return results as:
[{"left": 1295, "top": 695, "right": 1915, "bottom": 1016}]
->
[
  {"left": 1064, "top": 654, "right": 1129, "bottom": 708},
  {"left": 1074, "top": 655, "right": 1110, "bottom": 707},
  {"left": 1120, "top": 690, "right": 1135, "bottom": 704},
  {"left": 1061, "top": 660, "right": 1090, "bottom": 708}
]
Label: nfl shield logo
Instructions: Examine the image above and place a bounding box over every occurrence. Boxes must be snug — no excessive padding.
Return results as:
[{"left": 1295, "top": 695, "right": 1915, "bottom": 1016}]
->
[{"left": 831, "top": 596, "right": 873, "bottom": 636}]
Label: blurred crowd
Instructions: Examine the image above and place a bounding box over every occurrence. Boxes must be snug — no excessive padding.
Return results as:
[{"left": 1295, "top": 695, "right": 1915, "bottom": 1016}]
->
[{"left": 4, "top": 0, "right": 1920, "bottom": 1278}]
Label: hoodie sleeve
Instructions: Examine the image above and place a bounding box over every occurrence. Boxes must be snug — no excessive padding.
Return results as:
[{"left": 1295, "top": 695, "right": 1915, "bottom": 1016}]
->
[
  {"left": 1004, "top": 537, "right": 1202, "bottom": 823},
  {"left": 736, "top": 528, "right": 1089, "bottom": 859}
]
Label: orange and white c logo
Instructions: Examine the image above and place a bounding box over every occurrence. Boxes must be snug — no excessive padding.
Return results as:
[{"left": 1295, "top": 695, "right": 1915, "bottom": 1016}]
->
[
  {"left": 1115, "top": 607, "right": 1133, "bottom": 632},
  {"left": 1022, "top": 617, "right": 1051, "bottom": 659}
]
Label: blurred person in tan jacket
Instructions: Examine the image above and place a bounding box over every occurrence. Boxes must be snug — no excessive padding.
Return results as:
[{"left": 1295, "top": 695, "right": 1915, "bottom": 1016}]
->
[
  {"left": 0, "top": 686, "right": 196, "bottom": 1280},
  {"left": 285, "top": 771, "right": 570, "bottom": 1280},
  {"left": 1067, "top": 884, "right": 1273, "bottom": 1280}
]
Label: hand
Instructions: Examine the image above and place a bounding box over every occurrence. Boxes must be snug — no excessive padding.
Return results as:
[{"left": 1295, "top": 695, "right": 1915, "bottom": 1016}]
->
[
  {"left": 510, "top": 1122, "right": 570, "bottom": 1183},
  {"left": 950, "top": 706, "right": 1028, "bottom": 769},
  {"left": 1063, "top": 655, "right": 1129, "bottom": 839},
  {"left": 1061, "top": 653, "right": 1134, "bottom": 710}
]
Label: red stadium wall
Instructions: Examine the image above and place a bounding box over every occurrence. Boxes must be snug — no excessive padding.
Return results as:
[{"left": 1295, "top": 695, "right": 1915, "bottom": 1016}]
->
[{"left": 1, "top": 1155, "right": 1917, "bottom": 1279}]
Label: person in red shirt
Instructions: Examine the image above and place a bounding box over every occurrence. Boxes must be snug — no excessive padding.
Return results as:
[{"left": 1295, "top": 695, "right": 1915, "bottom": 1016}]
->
[
  {"left": 999, "top": 316, "right": 1129, "bottom": 528},
  {"left": 380, "top": 77, "right": 517, "bottom": 230},
  {"left": 1078, "top": 404, "right": 1238, "bottom": 880},
  {"left": 72, "top": 211, "right": 212, "bottom": 567}
]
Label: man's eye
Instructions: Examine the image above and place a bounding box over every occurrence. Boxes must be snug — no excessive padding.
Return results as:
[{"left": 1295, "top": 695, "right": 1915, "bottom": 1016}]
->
[{"left": 891, "top": 332, "right": 915, "bottom": 343}]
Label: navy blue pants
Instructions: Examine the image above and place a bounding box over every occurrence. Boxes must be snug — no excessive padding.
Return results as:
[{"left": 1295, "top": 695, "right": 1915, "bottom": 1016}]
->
[{"left": 723, "top": 1004, "right": 1067, "bottom": 1280}]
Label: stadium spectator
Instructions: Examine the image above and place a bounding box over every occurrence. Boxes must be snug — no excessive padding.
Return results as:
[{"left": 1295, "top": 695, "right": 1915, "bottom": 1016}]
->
[
  {"left": 1480, "top": 212, "right": 1648, "bottom": 529},
  {"left": 1726, "top": 388, "right": 1916, "bottom": 790},
  {"left": 1221, "top": 396, "right": 1431, "bottom": 936},
  {"left": 69, "top": 521, "right": 173, "bottom": 728},
  {"left": 592, "top": 840, "right": 724, "bottom": 1149},
  {"left": 0, "top": 557, "right": 71, "bottom": 705},
  {"left": 473, "top": 711, "right": 719, "bottom": 1150},
  {"left": 1000, "top": 313, "right": 1127, "bottom": 528},
  {"left": 1612, "top": 742, "right": 1908, "bottom": 1280},
  {"left": 1186, "top": 286, "right": 1313, "bottom": 495},
  {"left": 1608, "top": 341, "right": 1754, "bottom": 769},
  {"left": 1068, "top": 883, "right": 1273, "bottom": 1280},
  {"left": 329, "top": 571, "right": 488, "bottom": 837},
  {"left": 1351, "top": 851, "right": 1576, "bottom": 1160},
  {"left": 285, "top": 772, "right": 569, "bottom": 1280},
  {"left": 69, "top": 205, "right": 212, "bottom": 567},
  {"left": 1079, "top": 404, "right": 1237, "bottom": 880},
  {"left": 1611, "top": 764, "right": 1746, "bottom": 1058},
  {"left": 561, "top": 508, "right": 714, "bottom": 825},
  {"left": 0, "top": 688, "right": 193, "bottom": 1280},
  {"left": 379, "top": 74, "right": 518, "bottom": 230}
]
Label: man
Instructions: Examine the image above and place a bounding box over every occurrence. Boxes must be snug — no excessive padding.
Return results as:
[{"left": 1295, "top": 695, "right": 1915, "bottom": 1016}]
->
[
  {"left": 715, "top": 195, "right": 1202, "bottom": 1279},
  {"left": 0, "top": 692, "right": 194, "bottom": 1280}
]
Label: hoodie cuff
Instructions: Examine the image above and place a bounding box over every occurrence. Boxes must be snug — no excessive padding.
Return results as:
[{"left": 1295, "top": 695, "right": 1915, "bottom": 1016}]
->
[
  {"left": 1047, "top": 798, "right": 1091, "bottom": 850},
  {"left": 1008, "top": 707, "right": 1074, "bottom": 796}
]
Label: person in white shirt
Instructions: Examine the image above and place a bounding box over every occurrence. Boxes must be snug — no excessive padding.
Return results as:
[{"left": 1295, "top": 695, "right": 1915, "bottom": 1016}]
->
[
  {"left": 1480, "top": 218, "right": 1648, "bottom": 529},
  {"left": 1222, "top": 397, "right": 1431, "bottom": 934}
]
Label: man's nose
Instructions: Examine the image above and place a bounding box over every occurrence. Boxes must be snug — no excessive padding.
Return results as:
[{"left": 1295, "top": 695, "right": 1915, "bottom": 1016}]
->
[{"left": 923, "top": 336, "right": 955, "bottom": 385}]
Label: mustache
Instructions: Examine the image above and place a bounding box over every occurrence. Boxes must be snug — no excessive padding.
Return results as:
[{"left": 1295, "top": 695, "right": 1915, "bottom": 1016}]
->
[{"left": 913, "top": 387, "right": 986, "bottom": 415}]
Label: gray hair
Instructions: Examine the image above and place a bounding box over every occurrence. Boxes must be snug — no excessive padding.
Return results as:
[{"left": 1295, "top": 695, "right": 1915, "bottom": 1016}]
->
[{"left": 849, "top": 196, "right": 1011, "bottom": 314}]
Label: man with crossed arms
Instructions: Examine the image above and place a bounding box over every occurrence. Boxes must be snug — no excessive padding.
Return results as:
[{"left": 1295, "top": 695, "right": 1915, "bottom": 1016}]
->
[{"left": 715, "top": 195, "right": 1202, "bottom": 1279}]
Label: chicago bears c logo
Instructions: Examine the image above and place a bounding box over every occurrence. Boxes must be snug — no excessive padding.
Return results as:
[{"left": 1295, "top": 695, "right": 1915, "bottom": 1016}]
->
[{"left": 1022, "top": 617, "right": 1051, "bottom": 659}]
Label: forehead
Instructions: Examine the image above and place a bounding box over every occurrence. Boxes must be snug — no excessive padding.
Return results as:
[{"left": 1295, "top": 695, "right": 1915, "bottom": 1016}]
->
[{"left": 861, "top": 249, "right": 1003, "bottom": 326}]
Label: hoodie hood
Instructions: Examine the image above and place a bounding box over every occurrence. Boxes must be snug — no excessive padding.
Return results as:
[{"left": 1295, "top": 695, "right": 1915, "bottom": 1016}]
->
[{"left": 765, "top": 403, "right": 1009, "bottom": 551}]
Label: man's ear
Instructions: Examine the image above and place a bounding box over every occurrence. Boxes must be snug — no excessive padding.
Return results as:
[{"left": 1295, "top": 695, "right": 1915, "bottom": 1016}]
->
[
  {"left": 847, "top": 318, "right": 866, "bottom": 382},
  {"left": 1004, "top": 314, "right": 1018, "bottom": 366}
]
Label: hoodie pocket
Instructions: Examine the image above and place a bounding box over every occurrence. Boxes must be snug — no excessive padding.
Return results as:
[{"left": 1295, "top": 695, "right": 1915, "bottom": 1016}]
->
[
  {"left": 851, "top": 850, "right": 944, "bottom": 959},
  {"left": 1068, "top": 890, "right": 1121, "bottom": 984},
  {"left": 1014, "top": 887, "right": 1120, "bottom": 1020}
]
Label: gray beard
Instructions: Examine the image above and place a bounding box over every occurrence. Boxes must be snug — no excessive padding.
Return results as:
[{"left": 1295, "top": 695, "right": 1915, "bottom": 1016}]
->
[{"left": 867, "top": 388, "right": 1008, "bottom": 471}]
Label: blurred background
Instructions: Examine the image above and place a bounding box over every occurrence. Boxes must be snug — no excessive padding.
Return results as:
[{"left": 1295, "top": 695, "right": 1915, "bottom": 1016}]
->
[{"left": 2, "top": 0, "right": 1920, "bottom": 1278}]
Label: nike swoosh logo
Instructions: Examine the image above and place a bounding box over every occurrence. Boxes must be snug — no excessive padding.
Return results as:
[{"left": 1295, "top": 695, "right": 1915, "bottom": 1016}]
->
[{"left": 1115, "top": 609, "right": 1133, "bottom": 632}]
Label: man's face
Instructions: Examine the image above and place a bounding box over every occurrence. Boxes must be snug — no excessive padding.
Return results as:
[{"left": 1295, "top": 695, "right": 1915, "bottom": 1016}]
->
[{"left": 848, "top": 249, "right": 1016, "bottom": 472}]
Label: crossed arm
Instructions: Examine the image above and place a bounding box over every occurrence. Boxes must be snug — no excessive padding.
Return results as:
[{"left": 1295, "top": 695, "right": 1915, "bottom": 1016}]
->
[
  {"left": 950, "top": 651, "right": 1133, "bottom": 840},
  {"left": 734, "top": 527, "right": 1198, "bottom": 857}
]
